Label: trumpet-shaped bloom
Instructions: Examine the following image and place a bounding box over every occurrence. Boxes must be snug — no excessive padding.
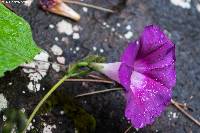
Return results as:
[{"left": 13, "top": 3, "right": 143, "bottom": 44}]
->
[{"left": 95, "top": 25, "right": 176, "bottom": 128}]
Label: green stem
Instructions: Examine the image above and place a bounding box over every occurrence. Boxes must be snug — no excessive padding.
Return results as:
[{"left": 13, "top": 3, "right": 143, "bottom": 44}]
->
[
  {"left": 23, "top": 60, "right": 96, "bottom": 132},
  {"left": 23, "top": 75, "right": 70, "bottom": 133}
]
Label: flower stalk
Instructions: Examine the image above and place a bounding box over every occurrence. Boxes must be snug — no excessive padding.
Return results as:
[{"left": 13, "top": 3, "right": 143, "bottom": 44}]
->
[
  {"left": 23, "top": 75, "right": 70, "bottom": 132},
  {"left": 23, "top": 60, "right": 93, "bottom": 132},
  {"left": 63, "top": 0, "right": 114, "bottom": 13}
]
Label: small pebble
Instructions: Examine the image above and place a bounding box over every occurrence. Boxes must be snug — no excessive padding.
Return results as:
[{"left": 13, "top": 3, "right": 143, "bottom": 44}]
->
[
  {"left": 43, "top": 124, "right": 56, "bottom": 133},
  {"left": 82, "top": 7, "right": 88, "bottom": 12},
  {"left": 197, "top": 4, "right": 200, "bottom": 12},
  {"left": 117, "top": 23, "right": 121, "bottom": 27},
  {"left": 119, "top": 35, "right": 124, "bottom": 39},
  {"left": 55, "top": 37, "right": 59, "bottom": 41},
  {"left": 73, "top": 51, "right": 77, "bottom": 54},
  {"left": 27, "top": 123, "right": 32, "bottom": 131},
  {"left": 124, "top": 31, "right": 133, "bottom": 39},
  {"left": 73, "top": 25, "right": 79, "bottom": 32},
  {"left": 93, "top": 46, "right": 97, "bottom": 51},
  {"left": 36, "top": 83, "right": 41, "bottom": 91},
  {"left": 106, "top": 24, "right": 110, "bottom": 28},
  {"left": 100, "top": 48, "right": 104, "bottom": 53},
  {"left": 51, "top": 45, "right": 63, "bottom": 56},
  {"left": 73, "top": 33, "right": 80, "bottom": 40},
  {"left": 21, "top": 108, "right": 26, "bottom": 113},
  {"left": 172, "top": 112, "right": 178, "bottom": 118},
  {"left": 126, "top": 25, "right": 131, "bottom": 30},
  {"left": 170, "top": 0, "right": 191, "bottom": 9},
  {"left": 111, "top": 28, "right": 115, "bottom": 32},
  {"left": 75, "top": 128, "right": 78, "bottom": 133},
  {"left": 61, "top": 37, "right": 69, "bottom": 44},
  {"left": 27, "top": 82, "right": 34, "bottom": 92},
  {"left": 57, "top": 20, "right": 73, "bottom": 35},
  {"left": 75, "top": 47, "right": 80, "bottom": 51},
  {"left": 49, "top": 24, "right": 55, "bottom": 29},
  {"left": 3, "top": 115, "right": 7, "bottom": 121},
  {"left": 60, "top": 110, "right": 65, "bottom": 115},
  {"left": 24, "top": 0, "right": 33, "bottom": 7},
  {"left": 52, "top": 63, "right": 60, "bottom": 72},
  {"left": 57, "top": 56, "right": 65, "bottom": 64}
]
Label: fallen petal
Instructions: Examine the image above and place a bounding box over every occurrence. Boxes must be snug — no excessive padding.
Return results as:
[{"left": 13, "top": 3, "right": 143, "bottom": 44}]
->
[{"left": 40, "top": 0, "right": 80, "bottom": 21}]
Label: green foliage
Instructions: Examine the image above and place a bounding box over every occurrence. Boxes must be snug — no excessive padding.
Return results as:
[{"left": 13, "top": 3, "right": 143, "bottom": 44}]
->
[
  {"left": 39, "top": 91, "right": 96, "bottom": 133},
  {"left": 0, "top": 4, "right": 41, "bottom": 77},
  {"left": 67, "top": 55, "right": 105, "bottom": 76},
  {"left": 2, "top": 108, "right": 27, "bottom": 133}
]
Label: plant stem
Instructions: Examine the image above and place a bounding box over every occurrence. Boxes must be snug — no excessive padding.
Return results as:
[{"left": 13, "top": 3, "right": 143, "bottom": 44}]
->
[
  {"left": 23, "top": 75, "right": 70, "bottom": 133},
  {"left": 75, "top": 86, "right": 200, "bottom": 127},
  {"left": 124, "top": 125, "right": 132, "bottom": 133},
  {"left": 65, "top": 78, "right": 114, "bottom": 84},
  {"left": 63, "top": 0, "right": 115, "bottom": 13},
  {"left": 171, "top": 99, "right": 200, "bottom": 127},
  {"left": 75, "top": 88, "right": 122, "bottom": 98}
]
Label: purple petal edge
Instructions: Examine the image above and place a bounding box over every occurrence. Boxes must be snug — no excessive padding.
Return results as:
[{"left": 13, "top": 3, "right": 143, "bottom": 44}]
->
[
  {"left": 124, "top": 71, "right": 172, "bottom": 128},
  {"left": 120, "top": 41, "right": 140, "bottom": 67}
]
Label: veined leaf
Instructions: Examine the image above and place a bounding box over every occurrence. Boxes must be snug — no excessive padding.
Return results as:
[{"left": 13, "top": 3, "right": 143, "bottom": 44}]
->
[{"left": 0, "top": 4, "right": 41, "bottom": 77}]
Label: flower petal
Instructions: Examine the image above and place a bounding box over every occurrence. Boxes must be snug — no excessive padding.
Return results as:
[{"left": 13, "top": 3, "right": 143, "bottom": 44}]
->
[
  {"left": 120, "top": 41, "right": 140, "bottom": 67},
  {"left": 119, "top": 63, "right": 133, "bottom": 91},
  {"left": 125, "top": 71, "right": 172, "bottom": 128},
  {"left": 91, "top": 62, "right": 121, "bottom": 83},
  {"left": 134, "top": 40, "right": 176, "bottom": 88},
  {"left": 118, "top": 25, "right": 176, "bottom": 128},
  {"left": 138, "top": 25, "right": 171, "bottom": 59}
]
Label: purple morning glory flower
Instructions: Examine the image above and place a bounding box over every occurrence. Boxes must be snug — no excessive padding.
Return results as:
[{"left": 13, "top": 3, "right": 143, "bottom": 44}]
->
[{"left": 93, "top": 25, "right": 176, "bottom": 128}]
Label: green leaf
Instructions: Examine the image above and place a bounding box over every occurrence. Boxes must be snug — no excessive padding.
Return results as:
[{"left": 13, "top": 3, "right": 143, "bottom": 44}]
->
[{"left": 0, "top": 4, "right": 41, "bottom": 77}]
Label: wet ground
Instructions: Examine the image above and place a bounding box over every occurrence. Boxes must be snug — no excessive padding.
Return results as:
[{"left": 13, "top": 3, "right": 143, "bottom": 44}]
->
[{"left": 0, "top": 0, "right": 200, "bottom": 132}]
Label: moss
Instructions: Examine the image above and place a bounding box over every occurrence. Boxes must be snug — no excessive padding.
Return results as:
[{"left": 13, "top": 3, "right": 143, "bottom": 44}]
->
[
  {"left": 2, "top": 108, "right": 27, "bottom": 133},
  {"left": 39, "top": 91, "right": 96, "bottom": 133}
]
